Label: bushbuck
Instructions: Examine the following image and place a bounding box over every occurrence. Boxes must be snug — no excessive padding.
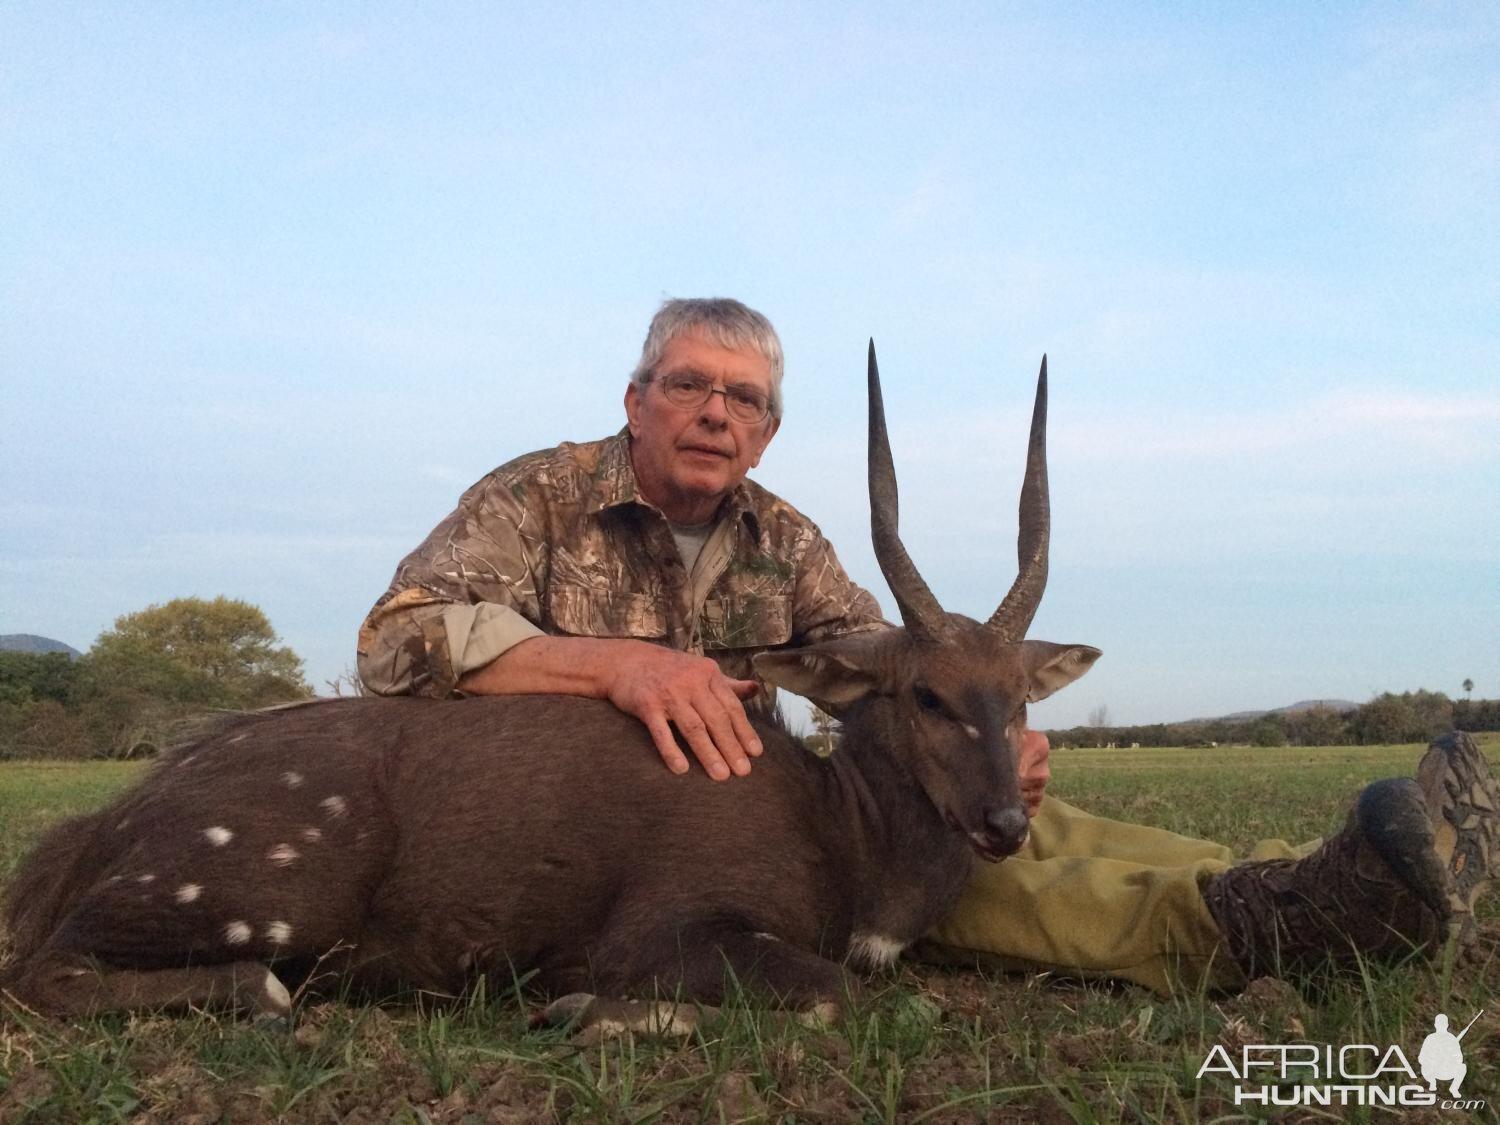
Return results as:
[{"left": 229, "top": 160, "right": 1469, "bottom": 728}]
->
[{"left": 1, "top": 346, "right": 1098, "bottom": 1023}]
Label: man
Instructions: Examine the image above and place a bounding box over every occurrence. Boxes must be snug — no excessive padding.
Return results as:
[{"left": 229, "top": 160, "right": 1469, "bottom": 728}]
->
[
  {"left": 360, "top": 297, "right": 1496, "bottom": 995},
  {"left": 358, "top": 298, "right": 885, "bottom": 782}
]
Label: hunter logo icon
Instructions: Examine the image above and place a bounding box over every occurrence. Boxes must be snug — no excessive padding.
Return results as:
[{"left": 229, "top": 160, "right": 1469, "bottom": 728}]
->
[{"left": 1418, "top": 1010, "right": 1481, "bottom": 1098}]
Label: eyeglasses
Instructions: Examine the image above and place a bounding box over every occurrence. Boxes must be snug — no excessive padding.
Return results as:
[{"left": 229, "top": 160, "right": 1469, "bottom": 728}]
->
[{"left": 654, "top": 371, "right": 773, "bottom": 424}]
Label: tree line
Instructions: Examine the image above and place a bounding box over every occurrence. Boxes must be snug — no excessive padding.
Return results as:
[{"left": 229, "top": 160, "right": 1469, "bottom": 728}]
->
[
  {"left": 3, "top": 596, "right": 1491, "bottom": 759},
  {"left": 0, "top": 597, "right": 309, "bottom": 760},
  {"left": 1046, "top": 690, "right": 1500, "bottom": 750}
]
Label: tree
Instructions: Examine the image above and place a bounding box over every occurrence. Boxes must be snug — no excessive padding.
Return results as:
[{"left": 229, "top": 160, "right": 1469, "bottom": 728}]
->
[
  {"left": 1350, "top": 694, "right": 1415, "bottom": 745},
  {"left": 1251, "top": 715, "right": 1289, "bottom": 747},
  {"left": 1406, "top": 689, "right": 1454, "bottom": 741},
  {"left": 1349, "top": 691, "right": 1452, "bottom": 745},
  {"left": 1463, "top": 678, "right": 1474, "bottom": 700},
  {"left": 0, "top": 651, "right": 79, "bottom": 707},
  {"left": 1286, "top": 705, "right": 1349, "bottom": 747},
  {"left": 83, "top": 597, "right": 310, "bottom": 710}
]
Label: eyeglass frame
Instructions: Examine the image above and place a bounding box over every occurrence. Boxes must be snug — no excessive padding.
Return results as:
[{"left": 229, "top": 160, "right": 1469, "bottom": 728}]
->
[{"left": 647, "top": 370, "right": 775, "bottom": 424}]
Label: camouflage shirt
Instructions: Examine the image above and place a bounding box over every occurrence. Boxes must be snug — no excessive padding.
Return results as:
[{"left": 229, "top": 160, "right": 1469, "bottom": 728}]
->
[{"left": 358, "top": 431, "right": 886, "bottom": 697}]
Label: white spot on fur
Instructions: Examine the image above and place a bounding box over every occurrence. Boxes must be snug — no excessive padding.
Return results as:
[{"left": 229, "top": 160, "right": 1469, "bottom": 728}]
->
[
  {"left": 262, "top": 969, "right": 292, "bottom": 1014},
  {"left": 136, "top": 873, "right": 155, "bottom": 884},
  {"left": 267, "top": 843, "right": 298, "bottom": 867},
  {"left": 752, "top": 931, "right": 781, "bottom": 943},
  {"left": 281, "top": 771, "right": 303, "bottom": 788},
  {"left": 849, "top": 931, "right": 907, "bottom": 969},
  {"left": 175, "top": 883, "right": 202, "bottom": 904},
  {"left": 229, "top": 733, "right": 248, "bottom": 744},
  {"left": 107, "top": 875, "right": 124, "bottom": 885},
  {"left": 320, "top": 795, "right": 347, "bottom": 819},
  {"left": 300, "top": 826, "right": 323, "bottom": 843},
  {"left": 224, "top": 920, "right": 252, "bottom": 945},
  {"left": 116, "top": 818, "right": 130, "bottom": 832},
  {"left": 204, "top": 826, "right": 233, "bottom": 846},
  {"left": 963, "top": 723, "right": 980, "bottom": 740},
  {"left": 264, "top": 920, "right": 292, "bottom": 944},
  {"left": 177, "top": 754, "right": 198, "bottom": 768}
]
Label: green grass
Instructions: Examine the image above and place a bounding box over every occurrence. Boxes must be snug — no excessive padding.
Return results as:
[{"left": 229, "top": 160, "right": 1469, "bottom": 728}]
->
[
  {"left": 0, "top": 762, "right": 145, "bottom": 881},
  {"left": 2, "top": 742, "right": 1496, "bottom": 1121}
]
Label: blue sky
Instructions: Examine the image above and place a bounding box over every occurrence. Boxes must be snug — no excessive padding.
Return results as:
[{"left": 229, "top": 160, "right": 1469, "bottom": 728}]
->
[{"left": 3, "top": 3, "right": 1496, "bottom": 729}]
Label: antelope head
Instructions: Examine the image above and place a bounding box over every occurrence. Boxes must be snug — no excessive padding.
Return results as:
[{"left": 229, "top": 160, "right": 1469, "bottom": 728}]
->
[{"left": 757, "top": 343, "right": 1100, "bottom": 860}]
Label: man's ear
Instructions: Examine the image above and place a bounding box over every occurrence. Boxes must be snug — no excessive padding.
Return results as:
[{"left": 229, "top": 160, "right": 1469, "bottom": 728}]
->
[
  {"left": 1021, "top": 641, "right": 1101, "bottom": 702},
  {"left": 624, "top": 382, "right": 643, "bottom": 436},
  {"left": 749, "top": 415, "right": 780, "bottom": 469},
  {"left": 753, "top": 630, "right": 896, "bottom": 714}
]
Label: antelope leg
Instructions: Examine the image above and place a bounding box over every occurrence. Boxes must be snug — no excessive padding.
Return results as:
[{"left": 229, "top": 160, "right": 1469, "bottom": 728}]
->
[{"left": 2, "top": 953, "right": 291, "bottom": 1019}]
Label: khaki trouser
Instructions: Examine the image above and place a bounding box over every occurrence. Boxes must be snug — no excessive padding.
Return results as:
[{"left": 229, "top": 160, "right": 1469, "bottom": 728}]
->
[{"left": 919, "top": 797, "right": 1320, "bottom": 995}]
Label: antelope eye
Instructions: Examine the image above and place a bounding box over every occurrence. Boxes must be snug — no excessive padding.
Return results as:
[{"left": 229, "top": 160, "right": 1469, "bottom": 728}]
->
[{"left": 913, "top": 686, "right": 946, "bottom": 714}]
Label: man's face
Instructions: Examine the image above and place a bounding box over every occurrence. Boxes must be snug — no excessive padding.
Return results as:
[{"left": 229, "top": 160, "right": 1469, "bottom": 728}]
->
[{"left": 625, "top": 332, "right": 781, "bottom": 524}]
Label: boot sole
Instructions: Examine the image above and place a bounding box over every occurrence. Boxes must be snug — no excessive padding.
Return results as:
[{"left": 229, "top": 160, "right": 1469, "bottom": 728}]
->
[{"left": 1416, "top": 730, "right": 1499, "bottom": 936}]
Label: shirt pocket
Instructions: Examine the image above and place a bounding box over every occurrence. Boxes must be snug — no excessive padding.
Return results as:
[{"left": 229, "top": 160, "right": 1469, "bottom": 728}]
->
[
  {"left": 546, "top": 583, "right": 669, "bottom": 641},
  {"left": 700, "top": 594, "right": 793, "bottom": 651}
]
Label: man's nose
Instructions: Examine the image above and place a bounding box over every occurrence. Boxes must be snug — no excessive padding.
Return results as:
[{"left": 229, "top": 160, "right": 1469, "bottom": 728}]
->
[{"left": 697, "top": 390, "right": 731, "bottom": 426}]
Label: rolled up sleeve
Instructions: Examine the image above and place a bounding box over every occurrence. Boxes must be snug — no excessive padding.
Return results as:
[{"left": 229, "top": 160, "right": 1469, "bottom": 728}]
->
[{"left": 358, "top": 474, "right": 548, "bottom": 697}]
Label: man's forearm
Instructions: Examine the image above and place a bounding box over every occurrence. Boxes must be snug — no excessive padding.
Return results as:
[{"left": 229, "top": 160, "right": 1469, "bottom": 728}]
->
[{"left": 457, "top": 635, "right": 643, "bottom": 698}]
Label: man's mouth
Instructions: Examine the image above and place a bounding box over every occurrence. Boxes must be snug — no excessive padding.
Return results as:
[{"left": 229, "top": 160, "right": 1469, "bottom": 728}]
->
[{"left": 679, "top": 445, "right": 731, "bottom": 460}]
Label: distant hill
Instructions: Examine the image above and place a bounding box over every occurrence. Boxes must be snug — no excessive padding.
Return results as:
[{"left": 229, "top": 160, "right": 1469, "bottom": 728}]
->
[
  {"left": 0, "top": 634, "right": 83, "bottom": 660},
  {"left": 1186, "top": 698, "right": 1360, "bottom": 725}
]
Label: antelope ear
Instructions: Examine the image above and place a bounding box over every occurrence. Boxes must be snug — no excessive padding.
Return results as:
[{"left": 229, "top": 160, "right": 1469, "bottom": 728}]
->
[
  {"left": 753, "top": 632, "right": 895, "bottom": 714},
  {"left": 1021, "top": 641, "right": 1101, "bottom": 702}
]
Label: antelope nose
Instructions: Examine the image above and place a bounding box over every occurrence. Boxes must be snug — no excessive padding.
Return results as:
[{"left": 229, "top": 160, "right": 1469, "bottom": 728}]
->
[{"left": 985, "top": 807, "right": 1030, "bottom": 855}]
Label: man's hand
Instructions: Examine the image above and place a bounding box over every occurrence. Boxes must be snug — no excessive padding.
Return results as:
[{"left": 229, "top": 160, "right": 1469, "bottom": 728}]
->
[
  {"left": 1018, "top": 728, "right": 1051, "bottom": 819},
  {"left": 604, "top": 646, "right": 764, "bottom": 781},
  {"left": 460, "top": 635, "right": 763, "bottom": 782}
]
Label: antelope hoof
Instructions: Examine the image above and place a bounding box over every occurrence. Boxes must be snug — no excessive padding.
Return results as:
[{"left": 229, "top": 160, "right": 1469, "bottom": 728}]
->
[
  {"left": 533, "top": 994, "right": 706, "bottom": 1041},
  {"left": 531, "top": 991, "right": 597, "bottom": 1029},
  {"left": 249, "top": 967, "right": 294, "bottom": 1024},
  {"left": 796, "top": 999, "right": 843, "bottom": 1030}
]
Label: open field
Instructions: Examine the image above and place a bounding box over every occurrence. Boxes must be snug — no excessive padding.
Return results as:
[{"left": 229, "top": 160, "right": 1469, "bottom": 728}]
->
[{"left": 2, "top": 739, "right": 1497, "bottom": 1122}]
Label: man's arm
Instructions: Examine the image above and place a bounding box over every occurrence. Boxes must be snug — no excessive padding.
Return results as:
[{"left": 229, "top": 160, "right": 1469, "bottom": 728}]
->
[
  {"left": 458, "top": 636, "right": 763, "bottom": 781},
  {"left": 787, "top": 526, "right": 888, "bottom": 645},
  {"left": 358, "top": 470, "right": 548, "bottom": 698},
  {"left": 360, "top": 462, "right": 766, "bottom": 780}
]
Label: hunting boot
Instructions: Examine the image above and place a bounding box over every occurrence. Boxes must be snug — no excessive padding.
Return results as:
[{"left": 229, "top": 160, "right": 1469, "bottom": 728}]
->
[
  {"left": 1416, "top": 729, "right": 1499, "bottom": 943},
  {"left": 1202, "top": 778, "right": 1451, "bottom": 980}
]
